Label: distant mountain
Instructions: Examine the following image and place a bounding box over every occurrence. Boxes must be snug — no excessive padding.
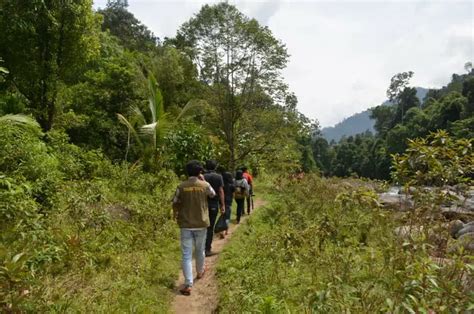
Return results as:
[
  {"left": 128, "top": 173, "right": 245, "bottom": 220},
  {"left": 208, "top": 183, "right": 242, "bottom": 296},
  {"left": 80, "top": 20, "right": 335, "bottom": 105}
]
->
[{"left": 321, "top": 87, "right": 429, "bottom": 142}]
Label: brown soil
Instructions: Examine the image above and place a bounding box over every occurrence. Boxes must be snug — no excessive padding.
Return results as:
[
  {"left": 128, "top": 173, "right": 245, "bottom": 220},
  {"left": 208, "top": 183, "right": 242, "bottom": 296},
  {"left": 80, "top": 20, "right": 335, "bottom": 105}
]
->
[{"left": 171, "top": 199, "right": 266, "bottom": 314}]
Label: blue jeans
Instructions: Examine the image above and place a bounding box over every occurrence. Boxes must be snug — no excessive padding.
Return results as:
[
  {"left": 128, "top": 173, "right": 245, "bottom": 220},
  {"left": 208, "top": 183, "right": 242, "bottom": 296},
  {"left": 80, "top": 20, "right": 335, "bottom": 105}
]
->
[{"left": 180, "top": 228, "right": 207, "bottom": 287}]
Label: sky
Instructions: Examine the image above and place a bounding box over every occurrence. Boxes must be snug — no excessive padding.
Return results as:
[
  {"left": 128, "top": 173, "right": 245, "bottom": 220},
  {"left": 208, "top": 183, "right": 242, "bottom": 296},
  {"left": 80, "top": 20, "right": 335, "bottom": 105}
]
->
[{"left": 93, "top": 0, "right": 474, "bottom": 127}]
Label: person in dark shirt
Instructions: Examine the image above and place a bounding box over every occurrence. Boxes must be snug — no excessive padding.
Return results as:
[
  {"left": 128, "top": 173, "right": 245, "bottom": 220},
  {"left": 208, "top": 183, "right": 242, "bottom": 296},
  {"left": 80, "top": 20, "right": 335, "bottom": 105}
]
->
[
  {"left": 221, "top": 170, "right": 235, "bottom": 236},
  {"left": 203, "top": 160, "right": 225, "bottom": 256}
]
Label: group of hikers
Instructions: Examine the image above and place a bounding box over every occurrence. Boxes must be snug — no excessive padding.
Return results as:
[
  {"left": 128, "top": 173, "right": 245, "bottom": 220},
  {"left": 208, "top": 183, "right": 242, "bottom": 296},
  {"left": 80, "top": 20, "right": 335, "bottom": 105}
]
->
[{"left": 172, "top": 159, "right": 254, "bottom": 296}]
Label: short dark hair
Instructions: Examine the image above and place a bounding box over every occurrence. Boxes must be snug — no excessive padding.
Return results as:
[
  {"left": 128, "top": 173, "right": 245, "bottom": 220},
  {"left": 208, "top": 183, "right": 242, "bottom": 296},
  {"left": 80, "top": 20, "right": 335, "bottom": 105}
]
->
[
  {"left": 241, "top": 166, "right": 248, "bottom": 172},
  {"left": 222, "top": 171, "right": 233, "bottom": 184},
  {"left": 186, "top": 160, "right": 203, "bottom": 177},
  {"left": 205, "top": 159, "right": 217, "bottom": 171},
  {"left": 235, "top": 170, "right": 243, "bottom": 180}
]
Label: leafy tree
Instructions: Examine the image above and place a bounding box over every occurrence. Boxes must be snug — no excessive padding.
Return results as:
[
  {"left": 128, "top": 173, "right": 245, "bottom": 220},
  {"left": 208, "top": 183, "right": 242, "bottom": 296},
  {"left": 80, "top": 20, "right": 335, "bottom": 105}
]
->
[
  {"left": 311, "top": 136, "right": 333, "bottom": 175},
  {"left": 386, "top": 71, "right": 419, "bottom": 125},
  {"left": 428, "top": 92, "right": 466, "bottom": 130},
  {"left": 385, "top": 124, "right": 410, "bottom": 154},
  {"left": 464, "top": 61, "right": 473, "bottom": 74},
  {"left": 401, "top": 107, "right": 429, "bottom": 139},
  {"left": 153, "top": 46, "right": 203, "bottom": 111},
  {"left": 163, "top": 124, "right": 215, "bottom": 174},
  {"left": 0, "top": 0, "right": 101, "bottom": 130},
  {"left": 174, "top": 2, "right": 290, "bottom": 169},
  {"left": 370, "top": 105, "right": 395, "bottom": 137},
  {"left": 98, "top": 0, "right": 158, "bottom": 51},
  {"left": 393, "top": 87, "right": 420, "bottom": 125},
  {"left": 387, "top": 71, "right": 413, "bottom": 102},
  {"left": 461, "top": 77, "right": 474, "bottom": 117},
  {"left": 63, "top": 32, "right": 145, "bottom": 160}
]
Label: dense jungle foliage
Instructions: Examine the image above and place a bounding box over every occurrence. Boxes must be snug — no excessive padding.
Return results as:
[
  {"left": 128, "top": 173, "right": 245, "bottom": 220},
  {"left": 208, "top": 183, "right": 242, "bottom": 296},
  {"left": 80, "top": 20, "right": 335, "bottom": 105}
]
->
[{"left": 0, "top": 0, "right": 472, "bottom": 312}]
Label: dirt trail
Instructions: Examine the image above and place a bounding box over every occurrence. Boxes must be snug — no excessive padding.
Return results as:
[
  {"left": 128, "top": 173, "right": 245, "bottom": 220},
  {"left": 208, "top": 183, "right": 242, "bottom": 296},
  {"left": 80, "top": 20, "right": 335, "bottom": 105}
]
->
[{"left": 172, "top": 199, "right": 266, "bottom": 314}]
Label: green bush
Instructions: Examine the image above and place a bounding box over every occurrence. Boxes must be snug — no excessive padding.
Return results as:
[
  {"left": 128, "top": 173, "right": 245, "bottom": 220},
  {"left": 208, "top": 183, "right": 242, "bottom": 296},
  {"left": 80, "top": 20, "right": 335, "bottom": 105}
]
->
[
  {"left": 163, "top": 123, "right": 215, "bottom": 174},
  {"left": 0, "top": 120, "right": 61, "bottom": 208}
]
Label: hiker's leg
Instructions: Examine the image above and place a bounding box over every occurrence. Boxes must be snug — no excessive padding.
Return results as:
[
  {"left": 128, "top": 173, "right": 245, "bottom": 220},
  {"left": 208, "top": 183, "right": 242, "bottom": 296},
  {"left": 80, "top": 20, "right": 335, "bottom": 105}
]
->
[
  {"left": 205, "top": 207, "right": 218, "bottom": 252},
  {"left": 180, "top": 229, "right": 193, "bottom": 287},
  {"left": 194, "top": 229, "right": 206, "bottom": 274},
  {"left": 224, "top": 203, "right": 231, "bottom": 228},
  {"left": 236, "top": 199, "right": 244, "bottom": 223},
  {"left": 246, "top": 186, "right": 252, "bottom": 214}
]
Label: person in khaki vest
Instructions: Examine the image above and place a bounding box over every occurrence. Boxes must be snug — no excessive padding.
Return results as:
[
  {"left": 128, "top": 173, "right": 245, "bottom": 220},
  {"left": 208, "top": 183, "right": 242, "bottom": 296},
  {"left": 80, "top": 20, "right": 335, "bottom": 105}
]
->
[{"left": 172, "top": 160, "right": 215, "bottom": 296}]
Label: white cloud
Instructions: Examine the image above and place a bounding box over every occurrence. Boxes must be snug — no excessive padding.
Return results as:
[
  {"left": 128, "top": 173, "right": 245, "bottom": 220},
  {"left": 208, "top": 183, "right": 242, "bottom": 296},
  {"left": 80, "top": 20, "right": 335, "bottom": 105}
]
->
[{"left": 94, "top": 0, "right": 474, "bottom": 127}]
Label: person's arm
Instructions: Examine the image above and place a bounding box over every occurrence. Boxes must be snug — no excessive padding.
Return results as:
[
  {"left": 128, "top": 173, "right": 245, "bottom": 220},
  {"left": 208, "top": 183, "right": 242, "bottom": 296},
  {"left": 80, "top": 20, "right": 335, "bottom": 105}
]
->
[
  {"left": 172, "top": 188, "right": 180, "bottom": 220},
  {"left": 206, "top": 183, "right": 216, "bottom": 198},
  {"left": 219, "top": 187, "right": 225, "bottom": 213}
]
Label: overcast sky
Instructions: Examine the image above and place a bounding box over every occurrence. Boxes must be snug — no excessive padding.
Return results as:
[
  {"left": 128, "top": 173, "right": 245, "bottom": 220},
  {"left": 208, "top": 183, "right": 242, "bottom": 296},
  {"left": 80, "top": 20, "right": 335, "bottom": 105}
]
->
[{"left": 94, "top": 0, "right": 473, "bottom": 127}]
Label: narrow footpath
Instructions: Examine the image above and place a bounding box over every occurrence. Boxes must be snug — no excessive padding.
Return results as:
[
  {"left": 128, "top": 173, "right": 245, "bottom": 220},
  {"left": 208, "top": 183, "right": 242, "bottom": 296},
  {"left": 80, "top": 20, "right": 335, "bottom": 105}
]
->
[{"left": 172, "top": 199, "right": 266, "bottom": 314}]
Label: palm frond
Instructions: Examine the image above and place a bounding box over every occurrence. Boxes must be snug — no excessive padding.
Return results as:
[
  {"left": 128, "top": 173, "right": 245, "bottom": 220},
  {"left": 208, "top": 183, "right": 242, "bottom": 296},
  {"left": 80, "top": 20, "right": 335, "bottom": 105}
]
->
[
  {"left": 0, "top": 114, "right": 42, "bottom": 135},
  {"left": 117, "top": 113, "right": 142, "bottom": 147},
  {"left": 130, "top": 105, "right": 147, "bottom": 125},
  {"left": 177, "top": 99, "right": 210, "bottom": 121},
  {"left": 154, "top": 87, "right": 164, "bottom": 121},
  {"left": 155, "top": 113, "right": 172, "bottom": 145},
  {"left": 139, "top": 122, "right": 158, "bottom": 135},
  {"left": 147, "top": 74, "right": 159, "bottom": 122},
  {"left": 0, "top": 114, "right": 39, "bottom": 126}
]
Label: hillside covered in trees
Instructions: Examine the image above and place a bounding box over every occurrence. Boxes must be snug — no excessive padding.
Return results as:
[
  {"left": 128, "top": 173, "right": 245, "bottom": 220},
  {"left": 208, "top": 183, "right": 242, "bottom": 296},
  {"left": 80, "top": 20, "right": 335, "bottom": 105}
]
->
[
  {"left": 0, "top": 0, "right": 473, "bottom": 312},
  {"left": 321, "top": 87, "right": 428, "bottom": 143},
  {"left": 313, "top": 68, "right": 474, "bottom": 179}
]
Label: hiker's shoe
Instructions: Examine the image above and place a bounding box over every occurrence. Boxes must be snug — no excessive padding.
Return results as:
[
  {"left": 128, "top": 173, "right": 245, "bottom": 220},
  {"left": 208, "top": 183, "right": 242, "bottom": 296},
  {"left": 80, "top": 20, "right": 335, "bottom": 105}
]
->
[
  {"left": 219, "top": 232, "right": 225, "bottom": 239},
  {"left": 179, "top": 285, "right": 191, "bottom": 296},
  {"left": 205, "top": 250, "right": 217, "bottom": 257},
  {"left": 197, "top": 267, "right": 207, "bottom": 279}
]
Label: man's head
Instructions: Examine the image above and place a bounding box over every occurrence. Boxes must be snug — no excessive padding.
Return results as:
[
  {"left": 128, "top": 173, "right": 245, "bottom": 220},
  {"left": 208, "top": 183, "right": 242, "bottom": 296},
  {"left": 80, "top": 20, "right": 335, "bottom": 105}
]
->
[
  {"left": 235, "top": 170, "right": 243, "bottom": 180},
  {"left": 186, "top": 160, "right": 203, "bottom": 177},
  {"left": 205, "top": 160, "right": 218, "bottom": 171},
  {"left": 241, "top": 166, "right": 248, "bottom": 173}
]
